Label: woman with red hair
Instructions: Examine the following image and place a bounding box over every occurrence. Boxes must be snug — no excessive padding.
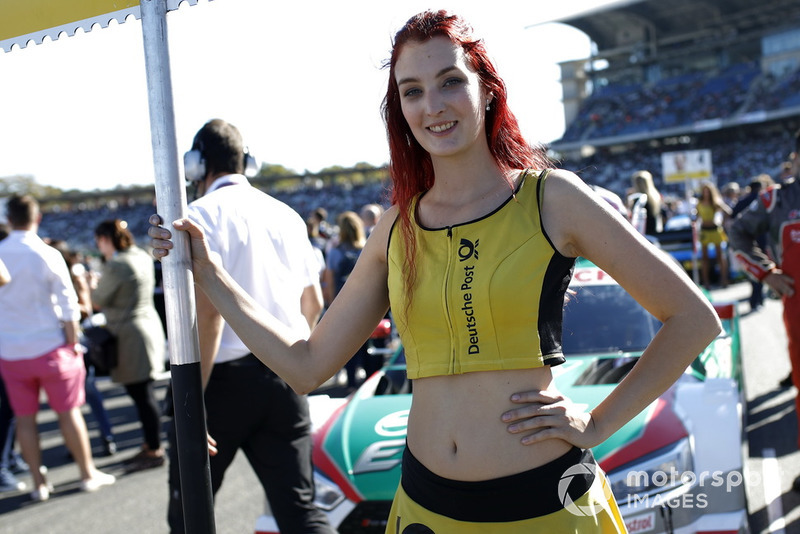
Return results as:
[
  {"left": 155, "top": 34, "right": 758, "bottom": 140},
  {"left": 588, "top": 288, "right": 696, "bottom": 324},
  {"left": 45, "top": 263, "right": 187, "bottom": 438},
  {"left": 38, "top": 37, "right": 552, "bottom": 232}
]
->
[{"left": 150, "top": 10, "right": 720, "bottom": 532}]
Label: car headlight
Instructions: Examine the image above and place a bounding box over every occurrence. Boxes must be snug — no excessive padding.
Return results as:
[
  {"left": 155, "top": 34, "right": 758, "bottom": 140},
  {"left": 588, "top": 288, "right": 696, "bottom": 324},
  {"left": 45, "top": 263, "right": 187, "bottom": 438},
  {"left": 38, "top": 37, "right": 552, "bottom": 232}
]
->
[
  {"left": 607, "top": 438, "right": 694, "bottom": 502},
  {"left": 313, "top": 471, "right": 346, "bottom": 511}
]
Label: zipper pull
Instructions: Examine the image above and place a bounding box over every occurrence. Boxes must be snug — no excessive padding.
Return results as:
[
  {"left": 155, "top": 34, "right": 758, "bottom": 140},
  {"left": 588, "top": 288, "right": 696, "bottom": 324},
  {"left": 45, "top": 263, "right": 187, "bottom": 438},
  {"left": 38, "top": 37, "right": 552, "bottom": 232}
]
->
[{"left": 446, "top": 226, "right": 452, "bottom": 238}]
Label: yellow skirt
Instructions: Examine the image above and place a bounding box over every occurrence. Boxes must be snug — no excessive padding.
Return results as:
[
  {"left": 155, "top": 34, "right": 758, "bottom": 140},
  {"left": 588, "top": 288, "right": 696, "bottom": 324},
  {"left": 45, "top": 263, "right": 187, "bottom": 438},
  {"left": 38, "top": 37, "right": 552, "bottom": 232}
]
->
[
  {"left": 700, "top": 226, "right": 727, "bottom": 246},
  {"left": 386, "top": 446, "right": 627, "bottom": 533}
]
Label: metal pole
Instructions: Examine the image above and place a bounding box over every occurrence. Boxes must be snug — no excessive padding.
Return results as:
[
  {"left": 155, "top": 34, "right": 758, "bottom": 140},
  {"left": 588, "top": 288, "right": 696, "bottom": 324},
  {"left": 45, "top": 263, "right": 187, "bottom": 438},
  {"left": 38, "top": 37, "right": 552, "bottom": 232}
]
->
[{"left": 139, "top": 1, "right": 215, "bottom": 532}]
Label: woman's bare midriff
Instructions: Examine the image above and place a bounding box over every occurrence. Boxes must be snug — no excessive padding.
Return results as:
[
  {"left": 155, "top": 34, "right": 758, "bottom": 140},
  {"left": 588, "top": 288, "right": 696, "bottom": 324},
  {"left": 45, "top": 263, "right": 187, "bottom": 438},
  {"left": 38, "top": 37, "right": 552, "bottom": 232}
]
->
[{"left": 406, "top": 367, "right": 573, "bottom": 481}]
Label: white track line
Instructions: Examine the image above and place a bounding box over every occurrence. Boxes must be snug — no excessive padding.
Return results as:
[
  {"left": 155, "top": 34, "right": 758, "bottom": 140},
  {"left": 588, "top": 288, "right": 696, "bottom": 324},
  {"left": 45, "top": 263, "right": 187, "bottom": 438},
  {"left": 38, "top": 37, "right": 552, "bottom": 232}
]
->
[{"left": 763, "top": 448, "right": 786, "bottom": 533}]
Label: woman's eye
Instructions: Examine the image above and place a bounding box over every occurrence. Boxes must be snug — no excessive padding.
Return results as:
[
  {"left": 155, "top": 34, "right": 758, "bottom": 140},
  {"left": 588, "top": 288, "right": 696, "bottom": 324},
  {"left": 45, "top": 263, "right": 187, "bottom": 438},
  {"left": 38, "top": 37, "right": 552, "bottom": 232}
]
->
[
  {"left": 403, "top": 87, "right": 421, "bottom": 98},
  {"left": 444, "top": 77, "right": 464, "bottom": 87}
]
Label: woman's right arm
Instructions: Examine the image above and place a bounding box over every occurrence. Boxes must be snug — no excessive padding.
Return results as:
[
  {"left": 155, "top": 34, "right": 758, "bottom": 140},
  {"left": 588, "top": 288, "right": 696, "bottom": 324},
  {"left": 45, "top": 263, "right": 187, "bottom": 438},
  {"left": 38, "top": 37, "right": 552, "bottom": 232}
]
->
[{"left": 148, "top": 211, "right": 393, "bottom": 394}]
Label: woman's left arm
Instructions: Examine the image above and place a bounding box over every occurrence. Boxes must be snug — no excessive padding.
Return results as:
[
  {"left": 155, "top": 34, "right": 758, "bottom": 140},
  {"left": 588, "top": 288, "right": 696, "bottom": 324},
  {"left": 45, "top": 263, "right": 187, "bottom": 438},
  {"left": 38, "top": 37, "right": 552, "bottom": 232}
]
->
[{"left": 503, "top": 169, "right": 721, "bottom": 448}]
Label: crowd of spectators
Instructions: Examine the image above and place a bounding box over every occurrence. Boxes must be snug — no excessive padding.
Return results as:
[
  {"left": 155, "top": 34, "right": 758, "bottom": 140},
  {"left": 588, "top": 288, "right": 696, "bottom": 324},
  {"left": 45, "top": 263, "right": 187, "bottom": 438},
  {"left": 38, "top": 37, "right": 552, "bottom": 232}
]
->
[
  {"left": 37, "top": 180, "right": 391, "bottom": 257},
  {"left": 748, "top": 66, "right": 800, "bottom": 113},
  {"left": 29, "top": 123, "right": 792, "bottom": 259},
  {"left": 562, "top": 60, "right": 796, "bottom": 143},
  {"left": 558, "top": 126, "right": 795, "bottom": 201}
]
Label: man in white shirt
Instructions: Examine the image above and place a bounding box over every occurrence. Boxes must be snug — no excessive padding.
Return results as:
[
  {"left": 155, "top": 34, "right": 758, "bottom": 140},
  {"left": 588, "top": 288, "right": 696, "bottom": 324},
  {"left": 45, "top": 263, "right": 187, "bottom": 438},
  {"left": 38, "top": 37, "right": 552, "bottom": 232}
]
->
[
  {"left": 165, "top": 120, "right": 333, "bottom": 533},
  {"left": 0, "top": 195, "right": 114, "bottom": 501}
]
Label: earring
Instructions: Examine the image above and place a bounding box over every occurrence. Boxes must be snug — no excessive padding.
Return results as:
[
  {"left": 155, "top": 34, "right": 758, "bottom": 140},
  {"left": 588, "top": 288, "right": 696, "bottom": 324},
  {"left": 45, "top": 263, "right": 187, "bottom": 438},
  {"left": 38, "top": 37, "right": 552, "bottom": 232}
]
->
[{"left": 486, "top": 101, "right": 491, "bottom": 111}]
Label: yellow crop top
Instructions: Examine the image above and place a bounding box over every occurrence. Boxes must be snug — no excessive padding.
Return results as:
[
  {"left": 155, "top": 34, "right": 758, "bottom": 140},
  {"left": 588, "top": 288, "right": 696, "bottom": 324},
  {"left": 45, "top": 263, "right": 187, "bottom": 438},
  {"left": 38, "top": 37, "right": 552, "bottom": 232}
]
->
[
  {"left": 387, "top": 169, "right": 575, "bottom": 379},
  {"left": 696, "top": 202, "right": 717, "bottom": 226}
]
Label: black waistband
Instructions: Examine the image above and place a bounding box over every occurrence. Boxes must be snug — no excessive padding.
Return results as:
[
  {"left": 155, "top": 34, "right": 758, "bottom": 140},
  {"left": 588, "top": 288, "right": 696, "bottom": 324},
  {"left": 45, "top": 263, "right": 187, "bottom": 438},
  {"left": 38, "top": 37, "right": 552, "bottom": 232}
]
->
[
  {"left": 216, "top": 353, "right": 273, "bottom": 371},
  {"left": 401, "top": 445, "right": 595, "bottom": 522},
  {"left": 218, "top": 353, "right": 261, "bottom": 367}
]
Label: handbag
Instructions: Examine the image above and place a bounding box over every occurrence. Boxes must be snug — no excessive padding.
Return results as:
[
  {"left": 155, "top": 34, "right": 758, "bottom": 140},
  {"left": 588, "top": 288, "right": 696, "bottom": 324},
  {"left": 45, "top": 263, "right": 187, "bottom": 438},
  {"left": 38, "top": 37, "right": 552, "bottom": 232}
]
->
[{"left": 83, "top": 326, "right": 118, "bottom": 376}]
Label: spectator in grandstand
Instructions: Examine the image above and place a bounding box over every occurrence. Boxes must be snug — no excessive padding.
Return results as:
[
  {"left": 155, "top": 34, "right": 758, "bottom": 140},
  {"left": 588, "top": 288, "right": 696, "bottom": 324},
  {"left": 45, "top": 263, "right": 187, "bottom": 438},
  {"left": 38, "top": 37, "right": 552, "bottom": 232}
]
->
[
  {"left": 731, "top": 175, "right": 775, "bottom": 312},
  {"left": 162, "top": 118, "right": 332, "bottom": 534},
  {"left": 359, "top": 203, "right": 384, "bottom": 237},
  {"left": 322, "top": 211, "right": 371, "bottom": 389},
  {"left": 149, "top": 11, "right": 721, "bottom": 531},
  {"left": 49, "top": 240, "right": 117, "bottom": 457},
  {"left": 696, "top": 181, "right": 733, "bottom": 288},
  {"left": 628, "top": 170, "right": 664, "bottom": 235},
  {"left": 0, "top": 195, "right": 115, "bottom": 502},
  {"left": 729, "top": 131, "right": 799, "bottom": 490},
  {"left": 92, "top": 219, "right": 165, "bottom": 472}
]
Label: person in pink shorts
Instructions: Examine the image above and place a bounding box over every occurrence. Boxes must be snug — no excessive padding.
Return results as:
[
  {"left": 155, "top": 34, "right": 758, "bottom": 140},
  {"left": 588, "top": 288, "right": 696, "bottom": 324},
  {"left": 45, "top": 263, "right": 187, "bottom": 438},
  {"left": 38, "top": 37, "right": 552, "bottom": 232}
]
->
[
  {"left": 0, "top": 346, "right": 87, "bottom": 416},
  {"left": 0, "top": 194, "right": 115, "bottom": 501}
]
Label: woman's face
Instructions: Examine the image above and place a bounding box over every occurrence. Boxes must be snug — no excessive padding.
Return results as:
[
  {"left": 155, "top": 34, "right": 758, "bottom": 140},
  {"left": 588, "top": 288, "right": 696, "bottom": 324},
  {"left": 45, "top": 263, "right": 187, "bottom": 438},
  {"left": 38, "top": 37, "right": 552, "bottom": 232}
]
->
[{"left": 394, "top": 36, "right": 489, "bottom": 160}]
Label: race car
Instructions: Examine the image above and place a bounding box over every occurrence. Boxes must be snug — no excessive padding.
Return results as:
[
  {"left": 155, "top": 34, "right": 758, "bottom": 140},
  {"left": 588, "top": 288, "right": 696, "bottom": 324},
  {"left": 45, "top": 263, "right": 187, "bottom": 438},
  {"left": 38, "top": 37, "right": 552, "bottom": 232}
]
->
[{"left": 255, "top": 259, "right": 748, "bottom": 534}]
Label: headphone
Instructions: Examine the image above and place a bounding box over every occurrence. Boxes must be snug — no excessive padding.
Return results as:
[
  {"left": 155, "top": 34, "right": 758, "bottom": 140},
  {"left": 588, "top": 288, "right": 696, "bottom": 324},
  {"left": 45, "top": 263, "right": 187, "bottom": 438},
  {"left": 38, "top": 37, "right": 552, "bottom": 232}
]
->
[{"left": 183, "top": 139, "right": 258, "bottom": 182}]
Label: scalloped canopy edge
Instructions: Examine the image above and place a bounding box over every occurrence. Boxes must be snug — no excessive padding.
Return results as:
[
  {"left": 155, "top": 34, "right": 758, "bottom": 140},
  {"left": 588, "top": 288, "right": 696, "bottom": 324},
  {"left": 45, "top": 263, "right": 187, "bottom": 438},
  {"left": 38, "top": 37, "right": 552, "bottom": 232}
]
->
[{"left": 0, "top": 0, "right": 207, "bottom": 53}]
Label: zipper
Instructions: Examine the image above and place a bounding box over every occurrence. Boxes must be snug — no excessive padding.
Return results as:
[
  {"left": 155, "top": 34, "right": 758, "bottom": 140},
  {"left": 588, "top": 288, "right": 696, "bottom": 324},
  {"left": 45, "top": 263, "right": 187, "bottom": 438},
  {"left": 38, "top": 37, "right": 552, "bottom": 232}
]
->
[{"left": 443, "top": 226, "right": 456, "bottom": 373}]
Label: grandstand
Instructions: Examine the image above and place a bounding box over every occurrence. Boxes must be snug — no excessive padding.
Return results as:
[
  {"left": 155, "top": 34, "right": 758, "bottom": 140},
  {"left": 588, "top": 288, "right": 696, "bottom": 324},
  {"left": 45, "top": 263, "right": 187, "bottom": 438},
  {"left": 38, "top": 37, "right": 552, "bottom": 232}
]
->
[
  {"left": 548, "top": 0, "right": 800, "bottom": 198},
  {"left": 13, "top": 0, "right": 800, "bottom": 255},
  {"left": 33, "top": 169, "right": 391, "bottom": 255}
]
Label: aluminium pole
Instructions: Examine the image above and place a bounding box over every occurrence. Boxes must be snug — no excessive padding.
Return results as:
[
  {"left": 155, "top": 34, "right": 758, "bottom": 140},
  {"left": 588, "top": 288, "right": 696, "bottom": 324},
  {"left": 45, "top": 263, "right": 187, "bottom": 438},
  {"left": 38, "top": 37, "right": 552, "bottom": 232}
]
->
[{"left": 139, "top": 1, "right": 215, "bottom": 532}]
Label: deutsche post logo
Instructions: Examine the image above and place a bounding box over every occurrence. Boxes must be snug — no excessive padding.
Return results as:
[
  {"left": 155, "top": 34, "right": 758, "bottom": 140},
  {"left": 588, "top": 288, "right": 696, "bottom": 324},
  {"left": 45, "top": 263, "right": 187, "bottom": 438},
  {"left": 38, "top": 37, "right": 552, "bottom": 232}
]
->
[{"left": 458, "top": 238, "right": 479, "bottom": 262}]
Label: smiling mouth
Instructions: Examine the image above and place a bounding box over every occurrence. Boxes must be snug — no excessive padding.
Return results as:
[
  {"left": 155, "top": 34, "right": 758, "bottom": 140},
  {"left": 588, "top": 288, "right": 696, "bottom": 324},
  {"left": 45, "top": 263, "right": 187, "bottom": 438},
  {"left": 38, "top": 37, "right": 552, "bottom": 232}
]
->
[{"left": 428, "top": 121, "right": 456, "bottom": 133}]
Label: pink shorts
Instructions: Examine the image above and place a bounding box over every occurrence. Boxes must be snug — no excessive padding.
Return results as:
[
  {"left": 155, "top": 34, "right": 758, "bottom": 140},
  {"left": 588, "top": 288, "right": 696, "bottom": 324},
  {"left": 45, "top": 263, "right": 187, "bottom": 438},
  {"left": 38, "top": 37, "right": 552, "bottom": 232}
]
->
[{"left": 0, "top": 346, "right": 86, "bottom": 416}]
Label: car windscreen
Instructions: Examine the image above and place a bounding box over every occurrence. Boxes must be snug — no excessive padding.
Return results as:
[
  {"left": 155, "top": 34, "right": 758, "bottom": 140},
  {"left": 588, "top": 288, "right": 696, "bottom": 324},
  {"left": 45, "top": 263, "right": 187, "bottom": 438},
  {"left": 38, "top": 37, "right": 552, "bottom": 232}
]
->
[{"left": 561, "top": 284, "right": 662, "bottom": 355}]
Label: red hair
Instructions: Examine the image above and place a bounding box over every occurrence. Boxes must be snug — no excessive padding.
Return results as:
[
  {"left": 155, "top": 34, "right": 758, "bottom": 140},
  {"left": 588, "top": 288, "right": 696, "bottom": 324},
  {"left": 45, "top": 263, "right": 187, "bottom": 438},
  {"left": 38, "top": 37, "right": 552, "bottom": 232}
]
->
[{"left": 381, "top": 10, "right": 551, "bottom": 294}]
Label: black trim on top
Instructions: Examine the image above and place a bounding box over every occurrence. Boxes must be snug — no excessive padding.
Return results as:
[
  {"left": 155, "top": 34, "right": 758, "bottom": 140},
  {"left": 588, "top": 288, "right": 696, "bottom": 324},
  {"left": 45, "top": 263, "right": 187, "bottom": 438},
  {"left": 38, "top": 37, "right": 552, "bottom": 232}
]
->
[
  {"left": 538, "top": 253, "right": 575, "bottom": 364},
  {"left": 535, "top": 169, "right": 560, "bottom": 253},
  {"left": 414, "top": 170, "right": 531, "bottom": 232},
  {"left": 535, "top": 168, "right": 576, "bottom": 365}
]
